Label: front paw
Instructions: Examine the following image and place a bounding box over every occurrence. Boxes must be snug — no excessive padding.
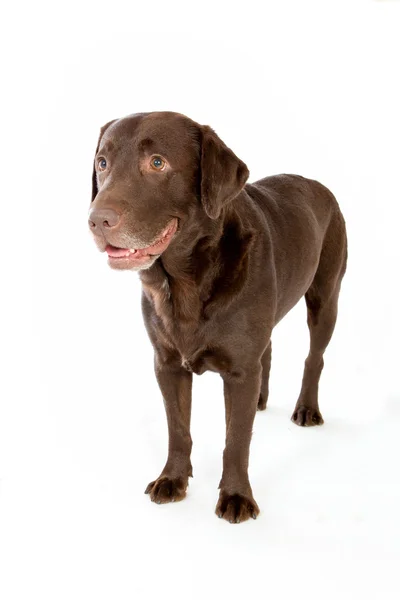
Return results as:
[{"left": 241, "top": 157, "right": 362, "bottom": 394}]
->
[
  {"left": 215, "top": 490, "right": 260, "bottom": 523},
  {"left": 145, "top": 476, "right": 188, "bottom": 504},
  {"left": 291, "top": 405, "right": 324, "bottom": 426}
]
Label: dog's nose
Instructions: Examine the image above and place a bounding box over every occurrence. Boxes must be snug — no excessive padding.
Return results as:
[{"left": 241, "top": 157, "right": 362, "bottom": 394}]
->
[{"left": 88, "top": 208, "right": 120, "bottom": 231}]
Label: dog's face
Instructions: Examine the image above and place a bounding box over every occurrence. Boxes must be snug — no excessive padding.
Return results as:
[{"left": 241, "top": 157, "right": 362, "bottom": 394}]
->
[{"left": 89, "top": 112, "right": 249, "bottom": 271}]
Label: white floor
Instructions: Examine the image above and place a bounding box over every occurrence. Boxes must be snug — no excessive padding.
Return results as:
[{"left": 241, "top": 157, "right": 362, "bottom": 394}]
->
[{"left": 2, "top": 1, "right": 400, "bottom": 598}]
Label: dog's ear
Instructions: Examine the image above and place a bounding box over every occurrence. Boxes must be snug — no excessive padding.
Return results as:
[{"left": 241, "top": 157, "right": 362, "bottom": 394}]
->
[
  {"left": 200, "top": 125, "right": 249, "bottom": 219},
  {"left": 91, "top": 120, "right": 117, "bottom": 203}
]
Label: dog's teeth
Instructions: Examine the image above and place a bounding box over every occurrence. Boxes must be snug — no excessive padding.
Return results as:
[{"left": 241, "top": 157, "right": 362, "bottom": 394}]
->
[{"left": 129, "top": 249, "right": 137, "bottom": 254}]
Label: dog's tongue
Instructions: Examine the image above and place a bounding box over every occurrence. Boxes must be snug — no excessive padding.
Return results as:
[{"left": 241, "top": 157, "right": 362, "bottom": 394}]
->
[
  {"left": 105, "top": 245, "right": 150, "bottom": 258},
  {"left": 105, "top": 246, "right": 133, "bottom": 258}
]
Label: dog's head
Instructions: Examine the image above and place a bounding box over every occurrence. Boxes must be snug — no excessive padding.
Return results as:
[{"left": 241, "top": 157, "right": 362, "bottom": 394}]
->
[{"left": 89, "top": 112, "right": 249, "bottom": 271}]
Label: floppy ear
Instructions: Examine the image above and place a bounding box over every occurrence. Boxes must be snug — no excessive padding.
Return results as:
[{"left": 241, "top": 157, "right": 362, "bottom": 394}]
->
[
  {"left": 91, "top": 119, "right": 117, "bottom": 203},
  {"left": 200, "top": 125, "right": 249, "bottom": 219}
]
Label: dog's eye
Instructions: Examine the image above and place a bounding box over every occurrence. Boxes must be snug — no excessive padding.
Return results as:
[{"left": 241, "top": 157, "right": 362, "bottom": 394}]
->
[
  {"left": 150, "top": 156, "right": 166, "bottom": 171},
  {"left": 98, "top": 158, "right": 107, "bottom": 171}
]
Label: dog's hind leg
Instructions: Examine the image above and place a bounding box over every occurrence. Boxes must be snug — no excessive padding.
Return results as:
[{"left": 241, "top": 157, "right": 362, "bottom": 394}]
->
[
  {"left": 291, "top": 210, "right": 347, "bottom": 427},
  {"left": 257, "top": 341, "right": 272, "bottom": 411}
]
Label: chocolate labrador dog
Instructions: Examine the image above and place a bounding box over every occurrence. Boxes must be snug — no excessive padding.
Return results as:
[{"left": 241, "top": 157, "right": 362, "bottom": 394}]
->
[{"left": 89, "top": 112, "right": 347, "bottom": 523}]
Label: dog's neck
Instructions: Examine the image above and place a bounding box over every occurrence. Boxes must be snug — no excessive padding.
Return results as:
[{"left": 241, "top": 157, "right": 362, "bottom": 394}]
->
[{"left": 140, "top": 202, "right": 254, "bottom": 325}]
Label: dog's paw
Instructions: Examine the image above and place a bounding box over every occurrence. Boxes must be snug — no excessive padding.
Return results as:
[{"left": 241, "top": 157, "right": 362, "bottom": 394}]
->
[
  {"left": 257, "top": 393, "right": 267, "bottom": 411},
  {"left": 291, "top": 405, "right": 324, "bottom": 426},
  {"left": 215, "top": 490, "right": 260, "bottom": 523},
  {"left": 145, "top": 476, "right": 188, "bottom": 504}
]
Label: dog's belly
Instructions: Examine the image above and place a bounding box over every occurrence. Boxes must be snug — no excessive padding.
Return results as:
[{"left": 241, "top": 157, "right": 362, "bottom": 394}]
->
[{"left": 273, "top": 266, "right": 319, "bottom": 324}]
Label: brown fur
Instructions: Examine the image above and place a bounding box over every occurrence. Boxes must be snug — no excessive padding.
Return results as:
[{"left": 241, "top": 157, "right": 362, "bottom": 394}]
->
[{"left": 89, "top": 112, "right": 347, "bottom": 523}]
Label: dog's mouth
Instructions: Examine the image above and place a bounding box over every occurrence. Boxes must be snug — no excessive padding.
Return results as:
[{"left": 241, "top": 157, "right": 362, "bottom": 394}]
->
[{"left": 105, "top": 218, "right": 178, "bottom": 269}]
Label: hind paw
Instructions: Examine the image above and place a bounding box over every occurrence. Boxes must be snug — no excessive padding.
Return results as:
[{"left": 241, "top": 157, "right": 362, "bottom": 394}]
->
[{"left": 257, "top": 393, "right": 267, "bottom": 411}]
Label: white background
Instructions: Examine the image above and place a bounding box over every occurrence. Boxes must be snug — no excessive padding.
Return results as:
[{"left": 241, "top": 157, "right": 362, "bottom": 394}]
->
[{"left": 1, "top": 0, "right": 400, "bottom": 598}]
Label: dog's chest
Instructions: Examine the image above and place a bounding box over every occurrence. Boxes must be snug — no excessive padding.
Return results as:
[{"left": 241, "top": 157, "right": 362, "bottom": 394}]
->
[
  {"left": 143, "top": 279, "right": 237, "bottom": 377},
  {"left": 180, "top": 346, "right": 238, "bottom": 377},
  {"left": 167, "top": 321, "right": 235, "bottom": 378},
  {"left": 160, "top": 312, "right": 225, "bottom": 375}
]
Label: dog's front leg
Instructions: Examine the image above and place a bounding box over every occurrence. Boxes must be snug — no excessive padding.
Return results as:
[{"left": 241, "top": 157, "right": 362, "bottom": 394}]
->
[
  {"left": 216, "top": 367, "right": 261, "bottom": 523},
  {"left": 145, "top": 358, "right": 193, "bottom": 504}
]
